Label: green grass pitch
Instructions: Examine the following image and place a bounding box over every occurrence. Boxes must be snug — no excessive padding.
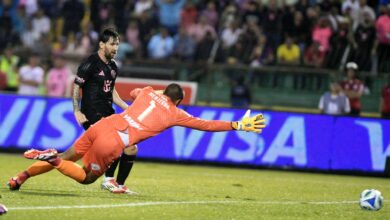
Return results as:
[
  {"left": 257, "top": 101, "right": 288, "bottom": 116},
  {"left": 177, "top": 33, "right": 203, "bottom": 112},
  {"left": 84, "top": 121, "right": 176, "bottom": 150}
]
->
[{"left": 0, "top": 153, "right": 389, "bottom": 220}]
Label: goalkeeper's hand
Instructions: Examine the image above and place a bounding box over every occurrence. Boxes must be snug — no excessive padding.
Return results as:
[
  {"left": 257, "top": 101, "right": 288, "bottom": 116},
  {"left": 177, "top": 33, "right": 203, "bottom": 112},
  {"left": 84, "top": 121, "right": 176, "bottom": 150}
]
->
[{"left": 231, "top": 110, "right": 266, "bottom": 133}]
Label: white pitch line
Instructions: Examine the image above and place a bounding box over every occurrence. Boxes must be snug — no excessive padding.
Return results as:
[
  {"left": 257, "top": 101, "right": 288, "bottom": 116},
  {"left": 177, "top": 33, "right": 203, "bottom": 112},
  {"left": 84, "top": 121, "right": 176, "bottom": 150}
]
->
[{"left": 7, "top": 200, "right": 371, "bottom": 211}]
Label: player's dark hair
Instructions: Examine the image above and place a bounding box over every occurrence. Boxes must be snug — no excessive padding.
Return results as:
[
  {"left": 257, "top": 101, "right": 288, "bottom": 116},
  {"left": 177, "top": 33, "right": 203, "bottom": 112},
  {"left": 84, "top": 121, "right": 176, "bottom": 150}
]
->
[
  {"left": 164, "top": 83, "right": 184, "bottom": 104},
  {"left": 99, "top": 28, "right": 119, "bottom": 43}
]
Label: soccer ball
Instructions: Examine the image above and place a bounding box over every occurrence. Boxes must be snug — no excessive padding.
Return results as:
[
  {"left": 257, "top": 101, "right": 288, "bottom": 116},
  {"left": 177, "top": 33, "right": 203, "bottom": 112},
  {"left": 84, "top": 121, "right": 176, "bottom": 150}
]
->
[
  {"left": 0, "top": 204, "right": 7, "bottom": 215},
  {"left": 359, "top": 189, "right": 384, "bottom": 211}
]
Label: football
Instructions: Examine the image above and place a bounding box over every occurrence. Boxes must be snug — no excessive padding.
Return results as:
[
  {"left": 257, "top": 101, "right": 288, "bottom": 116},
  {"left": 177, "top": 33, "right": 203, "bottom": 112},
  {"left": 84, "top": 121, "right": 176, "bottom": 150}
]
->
[
  {"left": 359, "top": 189, "right": 384, "bottom": 211},
  {"left": 0, "top": 204, "right": 7, "bottom": 215}
]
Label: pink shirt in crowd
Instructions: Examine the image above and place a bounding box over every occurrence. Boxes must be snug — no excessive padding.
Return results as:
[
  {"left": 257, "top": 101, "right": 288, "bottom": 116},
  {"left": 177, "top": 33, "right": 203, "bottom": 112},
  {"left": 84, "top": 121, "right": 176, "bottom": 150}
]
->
[
  {"left": 46, "top": 67, "right": 71, "bottom": 97},
  {"left": 312, "top": 26, "right": 332, "bottom": 52},
  {"left": 375, "top": 15, "right": 390, "bottom": 44}
]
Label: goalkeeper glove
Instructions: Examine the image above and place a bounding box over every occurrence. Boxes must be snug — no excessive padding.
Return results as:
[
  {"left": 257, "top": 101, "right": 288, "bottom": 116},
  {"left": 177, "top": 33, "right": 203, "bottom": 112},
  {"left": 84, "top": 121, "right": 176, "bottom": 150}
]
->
[{"left": 231, "top": 110, "right": 266, "bottom": 133}]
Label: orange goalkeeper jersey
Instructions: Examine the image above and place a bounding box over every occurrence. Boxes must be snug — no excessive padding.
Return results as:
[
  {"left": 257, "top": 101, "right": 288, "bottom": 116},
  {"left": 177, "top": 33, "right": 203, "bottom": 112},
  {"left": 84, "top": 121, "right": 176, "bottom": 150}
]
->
[{"left": 106, "top": 86, "right": 233, "bottom": 146}]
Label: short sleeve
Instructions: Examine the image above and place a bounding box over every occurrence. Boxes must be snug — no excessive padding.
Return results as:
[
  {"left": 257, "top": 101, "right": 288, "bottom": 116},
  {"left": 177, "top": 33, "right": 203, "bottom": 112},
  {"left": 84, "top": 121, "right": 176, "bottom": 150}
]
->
[{"left": 74, "top": 62, "right": 92, "bottom": 87}]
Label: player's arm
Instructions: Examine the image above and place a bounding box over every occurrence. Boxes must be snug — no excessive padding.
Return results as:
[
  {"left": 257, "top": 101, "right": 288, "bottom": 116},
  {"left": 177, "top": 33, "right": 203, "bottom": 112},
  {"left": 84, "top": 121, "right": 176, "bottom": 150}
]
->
[
  {"left": 175, "top": 109, "right": 266, "bottom": 133},
  {"left": 72, "top": 84, "right": 88, "bottom": 125},
  {"left": 113, "top": 88, "right": 129, "bottom": 110},
  {"left": 72, "top": 62, "right": 92, "bottom": 125}
]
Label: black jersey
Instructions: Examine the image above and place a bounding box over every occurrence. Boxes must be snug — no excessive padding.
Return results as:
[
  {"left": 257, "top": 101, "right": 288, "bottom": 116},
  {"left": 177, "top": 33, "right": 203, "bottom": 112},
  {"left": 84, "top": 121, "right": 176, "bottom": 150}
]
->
[{"left": 74, "top": 53, "right": 118, "bottom": 123}]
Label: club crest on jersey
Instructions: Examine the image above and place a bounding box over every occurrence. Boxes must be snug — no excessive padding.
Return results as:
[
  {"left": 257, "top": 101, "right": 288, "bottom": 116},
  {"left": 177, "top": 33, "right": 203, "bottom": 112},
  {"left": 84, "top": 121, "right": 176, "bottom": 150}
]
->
[{"left": 111, "top": 70, "right": 116, "bottom": 78}]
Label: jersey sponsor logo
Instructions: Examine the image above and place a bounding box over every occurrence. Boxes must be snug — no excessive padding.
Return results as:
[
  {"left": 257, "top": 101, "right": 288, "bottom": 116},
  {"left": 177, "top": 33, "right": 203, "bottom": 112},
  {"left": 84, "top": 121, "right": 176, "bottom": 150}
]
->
[
  {"left": 123, "top": 114, "right": 143, "bottom": 130},
  {"left": 103, "top": 80, "right": 112, "bottom": 92}
]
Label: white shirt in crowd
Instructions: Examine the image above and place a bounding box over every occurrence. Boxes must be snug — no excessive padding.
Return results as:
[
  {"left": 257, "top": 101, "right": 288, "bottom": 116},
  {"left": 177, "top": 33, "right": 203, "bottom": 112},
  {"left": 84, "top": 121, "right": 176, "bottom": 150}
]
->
[
  {"left": 18, "top": 65, "right": 44, "bottom": 95},
  {"left": 221, "top": 28, "right": 242, "bottom": 48},
  {"left": 32, "top": 16, "right": 51, "bottom": 36}
]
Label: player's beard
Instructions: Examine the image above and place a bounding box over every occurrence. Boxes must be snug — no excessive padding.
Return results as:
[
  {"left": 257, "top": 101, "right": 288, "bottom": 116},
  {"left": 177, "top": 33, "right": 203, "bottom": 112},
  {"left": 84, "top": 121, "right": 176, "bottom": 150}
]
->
[{"left": 105, "top": 50, "right": 116, "bottom": 60}]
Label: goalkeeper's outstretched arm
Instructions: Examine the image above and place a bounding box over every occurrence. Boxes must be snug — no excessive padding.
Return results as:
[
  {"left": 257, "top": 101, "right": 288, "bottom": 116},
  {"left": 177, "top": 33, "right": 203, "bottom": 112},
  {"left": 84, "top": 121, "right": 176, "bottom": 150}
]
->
[{"left": 175, "top": 109, "right": 266, "bottom": 133}]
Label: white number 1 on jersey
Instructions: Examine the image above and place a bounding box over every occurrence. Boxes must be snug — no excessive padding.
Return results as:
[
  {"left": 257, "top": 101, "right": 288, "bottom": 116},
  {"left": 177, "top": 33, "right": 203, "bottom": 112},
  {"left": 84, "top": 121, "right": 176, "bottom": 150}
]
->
[{"left": 137, "top": 100, "right": 156, "bottom": 122}]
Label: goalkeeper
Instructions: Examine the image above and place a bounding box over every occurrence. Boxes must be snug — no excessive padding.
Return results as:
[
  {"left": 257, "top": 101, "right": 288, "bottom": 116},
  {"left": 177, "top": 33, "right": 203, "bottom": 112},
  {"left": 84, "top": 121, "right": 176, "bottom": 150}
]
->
[{"left": 8, "top": 84, "right": 266, "bottom": 189}]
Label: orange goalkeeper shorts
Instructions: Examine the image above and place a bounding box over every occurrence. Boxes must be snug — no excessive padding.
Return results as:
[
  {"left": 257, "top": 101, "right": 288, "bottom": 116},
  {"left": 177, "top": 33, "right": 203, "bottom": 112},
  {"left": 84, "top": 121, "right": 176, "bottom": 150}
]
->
[{"left": 74, "top": 118, "right": 126, "bottom": 176}]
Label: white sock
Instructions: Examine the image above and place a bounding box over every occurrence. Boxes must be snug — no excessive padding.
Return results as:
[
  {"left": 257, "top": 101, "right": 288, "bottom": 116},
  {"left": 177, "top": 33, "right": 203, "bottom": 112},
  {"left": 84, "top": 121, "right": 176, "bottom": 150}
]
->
[{"left": 104, "top": 176, "right": 114, "bottom": 182}]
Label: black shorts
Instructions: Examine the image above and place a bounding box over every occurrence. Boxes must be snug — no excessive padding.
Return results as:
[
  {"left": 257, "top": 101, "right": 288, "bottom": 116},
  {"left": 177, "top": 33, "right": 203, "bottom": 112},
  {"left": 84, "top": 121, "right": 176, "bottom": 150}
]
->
[{"left": 82, "top": 112, "right": 112, "bottom": 130}]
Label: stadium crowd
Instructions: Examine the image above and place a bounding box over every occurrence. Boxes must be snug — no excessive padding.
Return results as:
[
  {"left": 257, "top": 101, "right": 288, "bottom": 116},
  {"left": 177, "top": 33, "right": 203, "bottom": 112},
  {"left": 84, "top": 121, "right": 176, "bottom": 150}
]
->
[{"left": 1, "top": 0, "right": 390, "bottom": 116}]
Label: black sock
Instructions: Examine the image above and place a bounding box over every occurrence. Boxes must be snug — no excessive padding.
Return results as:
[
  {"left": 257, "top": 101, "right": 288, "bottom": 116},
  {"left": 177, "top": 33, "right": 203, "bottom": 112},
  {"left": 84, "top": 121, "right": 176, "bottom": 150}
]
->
[
  {"left": 105, "top": 157, "right": 120, "bottom": 177},
  {"left": 116, "top": 154, "right": 136, "bottom": 185}
]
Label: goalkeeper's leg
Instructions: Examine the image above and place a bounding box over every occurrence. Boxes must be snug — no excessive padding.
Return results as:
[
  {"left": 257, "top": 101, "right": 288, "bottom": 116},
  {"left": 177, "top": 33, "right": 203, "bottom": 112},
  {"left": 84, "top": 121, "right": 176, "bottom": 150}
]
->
[{"left": 8, "top": 147, "right": 82, "bottom": 190}]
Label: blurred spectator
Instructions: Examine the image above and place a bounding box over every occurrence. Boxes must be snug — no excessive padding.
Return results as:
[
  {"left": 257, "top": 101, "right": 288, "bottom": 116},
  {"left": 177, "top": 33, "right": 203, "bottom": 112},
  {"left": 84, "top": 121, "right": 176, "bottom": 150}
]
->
[
  {"left": 46, "top": 54, "right": 71, "bottom": 97},
  {"left": 32, "top": 33, "right": 52, "bottom": 58},
  {"left": 194, "top": 31, "right": 215, "bottom": 62},
  {"left": 21, "top": 20, "right": 40, "bottom": 49},
  {"left": 319, "top": 82, "right": 350, "bottom": 115},
  {"left": 134, "top": 0, "right": 153, "bottom": 16},
  {"left": 380, "top": 83, "right": 390, "bottom": 119},
  {"left": 0, "top": 2, "right": 18, "bottom": 49},
  {"left": 117, "top": 34, "right": 134, "bottom": 64},
  {"left": 374, "top": 4, "right": 390, "bottom": 73},
  {"left": 282, "top": 5, "right": 296, "bottom": 38},
  {"left": 277, "top": 36, "right": 301, "bottom": 66},
  {"left": 228, "top": 19, "right": 261, "bottom": 64},
  {"left": 32, "top": 8, "right": 50, "bottom": 37},
  {"left": 221, "top": 21, "right": 242, "bottom": 49},
  {"left": 147, "top": 27, "right": 174, "bottom": 59},
  {"left": 0, "top": 46, "right": 20, "bottom": 92},
  {"left": 286, "top": 11, "right": 310, "bottom": 50},
  {"left": 19, "top": 0, "right": 39, "bottom": 17},
  {"left": 187, "top": 15, "right": 216, "bottom": 43},
  {"left": 342, "top": 0, "right": 360, "bottom": 18},
  {"left": 250, "top": 34, "right": 274, "bottom": 67},
  {"left": 243, "top": 1, "right": 263, "bottom": 25},
  {"left": 355, "top": 0, "right": 375, "bottom": 30},
  {"left": 201, "top": 2, "right": 218, "bottom": 28},
  {"left": 339, "top": 62, "right": 364, "bottom": 116},
  {"left": 138, "top": 10, "right": 158, "bottom": 57},
  {"left": 64, "top": 33, "right": 89, "bottom": 56},
  {"left": 262, "top": 0, "right": 282, "bottom": 53},
  {"left": 231, "top": 76, "right": 251, "bottom": 108},
  {"left": 326, "top": 19, "right": 352, "bottom": 69},
  {"left": 327, "top": 6, "right": 343, "bottom": 32},
  {"left": 304, "top": 41, "right": 326, "bottom": 68},
  {"left": 312, "top": 18, "right": 332, "bottom": 54},
  {"left": 18, "top": 53, "right": 44, "bottom": 95},
  {"left": 220, "top": 3, "right": 238, "bottom": 29},
  {"left": 61, "top": 0, "right": 85, "bottom": 36},
  {"left": 349, "top": 12, "right": 376, "bottom": 71},
  {"left": 13, "top": 5, "right": 28, "bottom": 35},
  {"left": 0, "top": 71, "right": 6, "bottom": 90},
  {"left": 173, "top": 26, "right": 195, "bottom": 60},
  {"left": 126, "top": 21, "right": 141, "bottom": 57},
  {"left": 155, "top": 0, "right": 186, "bottom": 34},
  {"left": 180, "top": 1, "right": 198, "bottom": 31}
]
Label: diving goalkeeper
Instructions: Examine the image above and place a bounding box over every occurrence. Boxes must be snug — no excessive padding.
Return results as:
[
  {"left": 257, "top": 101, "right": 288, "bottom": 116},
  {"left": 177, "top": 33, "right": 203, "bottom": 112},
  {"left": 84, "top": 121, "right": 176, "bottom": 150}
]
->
[{"left": 8, "top": 84, "right": 266, "bottom": 189}]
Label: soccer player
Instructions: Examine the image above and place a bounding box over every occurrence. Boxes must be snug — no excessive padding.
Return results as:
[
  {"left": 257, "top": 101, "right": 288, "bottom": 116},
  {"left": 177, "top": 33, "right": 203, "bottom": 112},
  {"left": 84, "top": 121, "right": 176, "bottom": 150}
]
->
[
  {"left": 72, "top": 28, "right": 137, "bottom": 194},
  {"left": 8, "top": 84, "right": 266, "bottom": 190}
]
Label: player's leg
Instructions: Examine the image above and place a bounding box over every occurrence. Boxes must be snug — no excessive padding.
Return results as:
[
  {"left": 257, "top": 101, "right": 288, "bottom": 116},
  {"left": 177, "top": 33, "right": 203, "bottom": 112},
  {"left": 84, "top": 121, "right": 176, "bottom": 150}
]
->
[
  {"left": 8, "top": 127, "right": 92, "bottom": 190},
  {"left": 116, "top": 145, "right": 138, "bottom": 194},
  {"left": 102, "top": 157, "right": 120, "bottom": 186},
  {"left": 7, "top": 147, "right": 82, "bottom": 190}
]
